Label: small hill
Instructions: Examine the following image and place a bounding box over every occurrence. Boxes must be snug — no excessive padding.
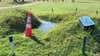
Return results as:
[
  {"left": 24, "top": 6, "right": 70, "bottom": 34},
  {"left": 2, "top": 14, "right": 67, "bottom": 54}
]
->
[{"left": 0, "top": 14, "right": 99, "bottom": 56}]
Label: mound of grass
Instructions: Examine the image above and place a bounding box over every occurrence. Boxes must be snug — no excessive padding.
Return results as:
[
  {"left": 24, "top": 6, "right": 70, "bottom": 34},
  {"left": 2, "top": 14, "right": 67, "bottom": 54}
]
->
[
  {"left": 0, "top": 9, "right": 41, "bottom": 35},
  {"left": 0, "top": 15, "right": 99, "bottom": 56}
]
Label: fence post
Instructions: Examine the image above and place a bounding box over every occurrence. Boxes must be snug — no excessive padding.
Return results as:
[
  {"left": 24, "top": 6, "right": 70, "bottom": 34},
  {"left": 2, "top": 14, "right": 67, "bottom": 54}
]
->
[
  {"left": 52, "top": 8, "right": 54, "bottom": 17},
  {"left": 82, "top": 37, "right": 87, "bottom": 56},
  {"left": 8, "top": 35, "right": 15, "bottom": 56},
  {"left": 96, "top": 10, "right": 99, "bottom": 16},
  {"left": 75, "top": 8, "right": 78, "bottom": 14},
  {"left": 74, "top": 8, "right": 78, "bottom": 16}
]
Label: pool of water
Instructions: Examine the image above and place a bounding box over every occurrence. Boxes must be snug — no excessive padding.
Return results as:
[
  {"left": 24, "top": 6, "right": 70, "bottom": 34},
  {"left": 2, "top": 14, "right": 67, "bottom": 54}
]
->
[{"left": 38, "top": 20, "right": 56, "bottom": 32}]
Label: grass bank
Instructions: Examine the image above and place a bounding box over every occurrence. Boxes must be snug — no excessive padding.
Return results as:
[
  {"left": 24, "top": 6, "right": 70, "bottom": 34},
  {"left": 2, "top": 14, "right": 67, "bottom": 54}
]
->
[
  {"left": 0, "top": 14, "right": 99, "bottom": 56},
  {"left": 0, "top": 8, "right": 41, "bottom": 35},
  {"left": 0, "top": 1, "right": 100, "bottom": 56}
]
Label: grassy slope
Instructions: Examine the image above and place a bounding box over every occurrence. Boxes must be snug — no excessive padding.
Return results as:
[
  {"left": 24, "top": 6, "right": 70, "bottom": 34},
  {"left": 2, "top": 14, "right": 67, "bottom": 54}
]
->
[
  {"left": 0, "top": 16, "right": 99, "bottom": 56},
  {"left": 0, "top": 0, "right": 100, "bottom": 56}
]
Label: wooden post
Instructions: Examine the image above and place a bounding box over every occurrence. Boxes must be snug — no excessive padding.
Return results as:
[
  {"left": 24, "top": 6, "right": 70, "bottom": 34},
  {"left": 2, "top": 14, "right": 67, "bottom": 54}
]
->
[
  {"left": 75, "top": 8, "right": 78, "bottom": 16},
  {"left": 96, "top": 10, "right": 99, "bottom": 16},
  {"left": 52, "top": 8, "right": 54, "bottom": 17}
]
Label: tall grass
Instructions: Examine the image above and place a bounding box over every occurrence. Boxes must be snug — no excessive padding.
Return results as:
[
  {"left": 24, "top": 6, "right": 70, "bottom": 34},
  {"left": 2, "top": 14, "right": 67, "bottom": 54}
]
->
[
  {"left": 0, "top": 1, "right": 100, "bottom": 56},
  {"left": 0, "top": 15, "right": 99, "bottom": 56}
]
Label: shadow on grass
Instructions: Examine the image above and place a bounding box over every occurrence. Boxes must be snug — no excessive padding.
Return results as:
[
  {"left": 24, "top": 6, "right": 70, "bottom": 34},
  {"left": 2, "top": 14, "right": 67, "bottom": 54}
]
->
[
  {"left": 92, "top": 30, "right": 100, "bottom": 42},
  {"left": 31, "top": 35, "right": 44, "bottom": 45},
  {"left": 91, "top": 19, "right": 100, "bottom": 43}
]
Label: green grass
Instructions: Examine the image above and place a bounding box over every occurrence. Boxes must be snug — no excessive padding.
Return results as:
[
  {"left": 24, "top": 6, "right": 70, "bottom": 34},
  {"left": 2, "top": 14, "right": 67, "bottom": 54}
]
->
[
  {"left": 0, "top": 0, "right": 100, "bottom": 56},
  {"left": 1, "top": 0, "right": 100, "bottom": 16},
  {"left": 21, "top": 2, "right": 100, "bottom": 16},
  {"left": 0, "top": 0, "right": 16, "bottom": 7},
  {"left": 0, "top": 15, "right": 99, "bottom": 56}
]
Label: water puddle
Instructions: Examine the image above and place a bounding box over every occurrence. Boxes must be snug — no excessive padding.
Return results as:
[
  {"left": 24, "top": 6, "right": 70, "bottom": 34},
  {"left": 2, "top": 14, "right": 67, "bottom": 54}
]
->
[{"left": 38, "top": 20, "right": 56, "bottom": 32}]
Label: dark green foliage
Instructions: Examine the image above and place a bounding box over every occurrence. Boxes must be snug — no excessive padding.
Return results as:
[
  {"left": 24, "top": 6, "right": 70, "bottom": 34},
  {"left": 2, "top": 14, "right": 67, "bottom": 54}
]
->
[
  {"left": 0, "top": 9, "right": 41, "bottom": 35},
  {"left": 31, "top": 14, "right": 41, "bottom": 28},
  {"left": 0, "top": 9, "right": 26, "bottom": 35},
  {"left": 38, "top": 14, "right": 66, "bottom": 23}
]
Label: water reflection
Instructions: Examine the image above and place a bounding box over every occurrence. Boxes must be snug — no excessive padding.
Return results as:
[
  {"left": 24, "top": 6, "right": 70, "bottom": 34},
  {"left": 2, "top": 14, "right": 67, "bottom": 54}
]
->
[{"left": 38, "top": 20, "right": 56, "bottom": 32}]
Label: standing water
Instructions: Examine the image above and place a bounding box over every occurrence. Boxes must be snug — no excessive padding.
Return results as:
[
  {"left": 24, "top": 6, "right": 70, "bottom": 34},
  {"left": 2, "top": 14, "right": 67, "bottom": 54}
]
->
[{"left": 38, "top": 20, "right": 56, "bottom": 32}]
